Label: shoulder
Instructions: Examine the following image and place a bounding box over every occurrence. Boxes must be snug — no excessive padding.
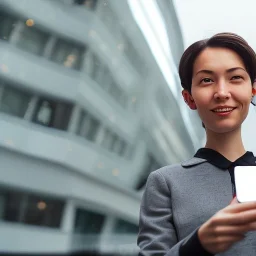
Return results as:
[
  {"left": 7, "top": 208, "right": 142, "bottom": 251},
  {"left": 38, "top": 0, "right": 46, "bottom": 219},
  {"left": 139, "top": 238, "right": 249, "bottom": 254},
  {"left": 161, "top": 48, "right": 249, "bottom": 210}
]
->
[
  {"left": 146, "top": 157, "right": 209, "bottom": 189},
  {"left": 153, "top": 157, "right": 208, "bottom": 178},
  {"left": 143, "top": 158, "right": 214, "bottom": 199}
]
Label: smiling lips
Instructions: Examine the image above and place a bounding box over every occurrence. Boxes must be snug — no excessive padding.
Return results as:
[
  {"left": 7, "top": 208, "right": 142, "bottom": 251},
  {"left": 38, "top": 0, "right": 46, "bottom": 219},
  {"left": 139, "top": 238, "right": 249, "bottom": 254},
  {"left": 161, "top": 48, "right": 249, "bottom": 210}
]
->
[{"left": 211, "top": 106, "right": 236, "bottom": 116}]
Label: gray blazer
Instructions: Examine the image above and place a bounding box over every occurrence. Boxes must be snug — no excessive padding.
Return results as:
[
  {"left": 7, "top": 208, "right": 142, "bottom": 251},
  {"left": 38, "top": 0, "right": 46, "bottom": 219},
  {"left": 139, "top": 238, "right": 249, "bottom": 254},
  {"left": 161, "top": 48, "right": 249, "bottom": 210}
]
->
[{"left": 137, "top": 157, "right": 256, "bottom": 255}]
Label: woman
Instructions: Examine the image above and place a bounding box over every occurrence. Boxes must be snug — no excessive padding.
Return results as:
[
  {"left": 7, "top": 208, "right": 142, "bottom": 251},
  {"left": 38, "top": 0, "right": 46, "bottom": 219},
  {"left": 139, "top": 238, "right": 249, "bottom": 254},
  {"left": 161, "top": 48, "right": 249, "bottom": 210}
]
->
[{"left": 137, "top": 33, "right": 256, "bottom": 256}]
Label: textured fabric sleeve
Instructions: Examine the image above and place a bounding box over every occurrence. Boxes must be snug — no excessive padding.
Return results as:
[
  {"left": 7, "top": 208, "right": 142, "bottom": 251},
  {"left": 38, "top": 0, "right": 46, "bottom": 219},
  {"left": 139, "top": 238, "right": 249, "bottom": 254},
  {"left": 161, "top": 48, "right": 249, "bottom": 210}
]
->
[
  {"left": 137, "top": 170, "right": 214, "bottom": 256},
  {"left": 179, "top": 228, "right": 214, "bottom": 256}
]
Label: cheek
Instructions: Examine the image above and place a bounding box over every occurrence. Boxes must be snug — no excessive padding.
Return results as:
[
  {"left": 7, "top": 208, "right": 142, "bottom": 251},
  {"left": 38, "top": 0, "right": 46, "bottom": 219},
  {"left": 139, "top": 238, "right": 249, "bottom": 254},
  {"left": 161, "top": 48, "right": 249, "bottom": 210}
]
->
[
  {"left": 191, "top": 86, "right": 212, "bottom": 109},
  {"left": 234, "top": 89, "right": 252, "bottom": 106},
  {"left": 193, "top": 96, "right": 210, "bottom": 110}
]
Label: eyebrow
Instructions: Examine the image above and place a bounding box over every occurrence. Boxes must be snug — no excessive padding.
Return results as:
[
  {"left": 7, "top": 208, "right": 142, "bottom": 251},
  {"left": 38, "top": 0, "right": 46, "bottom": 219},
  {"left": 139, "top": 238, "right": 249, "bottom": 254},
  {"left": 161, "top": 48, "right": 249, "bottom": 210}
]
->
[{"left": 195, "top": 67, "right": 246, "bottom": 76}]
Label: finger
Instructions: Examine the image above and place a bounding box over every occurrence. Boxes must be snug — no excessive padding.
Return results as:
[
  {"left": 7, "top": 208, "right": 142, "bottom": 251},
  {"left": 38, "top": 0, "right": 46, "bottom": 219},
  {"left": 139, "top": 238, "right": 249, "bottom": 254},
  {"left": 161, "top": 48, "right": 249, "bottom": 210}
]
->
[
  {"left": 214, "top": 223, "right": 256, "bottom": 235},
  {"left": 231, "top": 210, "right": 256, "bottom": 225},
  {"left": 217, "top": 234, "right": 245, "bottom": 243},
  {"left": 214, "top": 210, "right": 256, "bottom": 225},
  {"left": 225, "top": 201, "right": 256, "bottom": 213},
  {"left": 214, "top": 235, "right": 245, "bottom": 252}
]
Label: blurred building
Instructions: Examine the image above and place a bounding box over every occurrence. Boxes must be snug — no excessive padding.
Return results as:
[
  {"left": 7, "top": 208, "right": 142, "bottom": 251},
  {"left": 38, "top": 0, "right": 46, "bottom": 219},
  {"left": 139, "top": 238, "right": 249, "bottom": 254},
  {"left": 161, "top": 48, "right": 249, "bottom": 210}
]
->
[{"left": 0, "top": 0, "right": 201, "bottom": 255}]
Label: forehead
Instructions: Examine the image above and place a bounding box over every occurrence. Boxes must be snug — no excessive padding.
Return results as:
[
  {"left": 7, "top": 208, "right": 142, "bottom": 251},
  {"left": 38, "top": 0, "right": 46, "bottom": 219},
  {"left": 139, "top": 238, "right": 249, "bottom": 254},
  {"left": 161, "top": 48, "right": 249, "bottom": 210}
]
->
[{"left": 193, "top": 47, "right": 246, "bottom": 74}]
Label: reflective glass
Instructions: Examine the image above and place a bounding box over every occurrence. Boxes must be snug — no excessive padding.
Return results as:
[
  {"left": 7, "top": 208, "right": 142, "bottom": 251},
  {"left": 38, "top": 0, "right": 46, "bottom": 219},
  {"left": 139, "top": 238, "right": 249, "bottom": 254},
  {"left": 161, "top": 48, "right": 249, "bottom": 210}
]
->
[{"left": 0, "top": 1, "right": 203, "bottom": 255}]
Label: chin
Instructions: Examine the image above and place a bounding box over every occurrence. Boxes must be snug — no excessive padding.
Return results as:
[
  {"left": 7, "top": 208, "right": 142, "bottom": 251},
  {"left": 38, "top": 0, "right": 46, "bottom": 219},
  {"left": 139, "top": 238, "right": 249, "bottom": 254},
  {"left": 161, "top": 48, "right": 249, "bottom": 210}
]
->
[{"left": 206, "top": 121, "right": 242, "bottom": 134}]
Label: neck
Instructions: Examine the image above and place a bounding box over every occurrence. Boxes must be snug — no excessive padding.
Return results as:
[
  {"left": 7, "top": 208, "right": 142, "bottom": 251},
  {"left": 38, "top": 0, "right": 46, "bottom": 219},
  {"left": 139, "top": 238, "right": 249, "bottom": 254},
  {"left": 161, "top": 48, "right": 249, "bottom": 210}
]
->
[{"left": 205, "top": 126, "right": 246, "bottom": 162}]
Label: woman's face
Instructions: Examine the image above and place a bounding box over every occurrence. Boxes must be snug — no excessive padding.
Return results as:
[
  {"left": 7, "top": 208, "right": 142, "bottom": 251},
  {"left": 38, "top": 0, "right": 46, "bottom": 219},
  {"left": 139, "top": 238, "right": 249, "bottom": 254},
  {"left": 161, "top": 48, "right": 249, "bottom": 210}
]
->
[{"left": 191, "top": 47, "right": 252, "bottom": 133}]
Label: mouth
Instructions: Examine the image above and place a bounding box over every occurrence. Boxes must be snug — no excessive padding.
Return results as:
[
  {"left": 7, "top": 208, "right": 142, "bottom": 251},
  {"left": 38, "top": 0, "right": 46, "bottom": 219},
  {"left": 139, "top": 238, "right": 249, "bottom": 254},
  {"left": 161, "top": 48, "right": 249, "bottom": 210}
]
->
[{"left": 211, "top": 107, "right": 237, "bottom": 116}]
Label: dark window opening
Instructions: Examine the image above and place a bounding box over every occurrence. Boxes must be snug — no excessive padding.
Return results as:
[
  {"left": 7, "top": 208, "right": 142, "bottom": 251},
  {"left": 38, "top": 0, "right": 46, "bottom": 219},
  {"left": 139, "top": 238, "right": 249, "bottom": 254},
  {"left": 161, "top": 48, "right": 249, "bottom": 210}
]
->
[
  {"left": 101, "top": 128, "right": 129, "bottom": 157},
  {"left": 1, "top": 190, "right": 24, "bottom": 222},
  {"left": 90, "top": 53, "right": 128, "bottom": 108},
  {"left": 32, "top": 98, "right": 73, "bottom": 131},
  {"left": 0, "top": 85, "right": 32, "bottom": 118},
  {"left": 77, "top": 110, "right": 100, "bottom": 142},
  {"left": 16, "top": 25, "right": 49, "bottom": 56},
  {"left": 23, "top": 195, "right": 65, "bottom": 228},
  {"left": 108, "top": 81, "right": 127, "bottom": 108},
  {"left": 114, "top": 219, "right": 138, "bottom": 234},
  {"left": 0, "top": 188, "right": 65, "bottom": 228},
  {"left": 0, "top": 11, "right": 17, "bottom": 41},
  {"left": 74, "top": 208, "right": 105, "bottom": 234},
  {"left": 51, "top": 39, "right": 85, "bottom": 70},
  {"left": 101, "top": 128, "right": 113, "bottom": 150},
  {"left": 118, "top": 140, "right": 127, "bottom": 156},
  {"left": 136, "top": 154, "right": 161, "bottom": 190},
  {"left": 74, "top": 0, "right": 98, "bottom": 10}
]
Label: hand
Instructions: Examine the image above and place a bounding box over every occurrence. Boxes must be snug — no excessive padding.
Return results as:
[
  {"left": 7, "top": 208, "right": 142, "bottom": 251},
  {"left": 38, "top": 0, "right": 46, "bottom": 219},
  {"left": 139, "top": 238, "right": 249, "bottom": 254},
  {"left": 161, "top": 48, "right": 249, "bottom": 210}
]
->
[{"left": 198, "top": 197, "right": 256, "bottom": 254}]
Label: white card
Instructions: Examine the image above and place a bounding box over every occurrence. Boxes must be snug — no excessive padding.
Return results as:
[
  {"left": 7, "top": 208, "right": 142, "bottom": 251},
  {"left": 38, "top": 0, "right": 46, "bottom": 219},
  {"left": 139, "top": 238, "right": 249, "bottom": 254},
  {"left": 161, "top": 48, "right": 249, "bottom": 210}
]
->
[{"left": 234, "top": 166, "right": 256, "bottom": 203}]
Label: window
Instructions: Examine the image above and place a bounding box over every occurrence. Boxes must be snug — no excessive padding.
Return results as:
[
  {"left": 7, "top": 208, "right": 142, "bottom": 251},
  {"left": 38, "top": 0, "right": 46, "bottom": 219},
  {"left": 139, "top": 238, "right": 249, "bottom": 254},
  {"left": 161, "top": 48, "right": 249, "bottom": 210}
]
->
[
  {"left": 74, "top": 208, "right": 105, "bottom": 234},
  {"left": 1, "top": 189, "right": 24, "bottom": 222},
  {"left": 136, "top": 154, "right": 161, "bottom": 190},
  {"left": 51, "top": 39, "right": 85, "bottom": 70},
  {"left": 91, "top": 53, "right": 111, "bottom": 90},
  {"left": 101, "top": 128, "right": 129, "bottom": 157},
  {"left": 16, "top": 25, "right": 49, "bottom": 55},
  {"left": 105, "top": 77, "right": 127, "bottom": 107},
  {"left": 91, "top": 54, "right": 111, "bottom": 90},
  {"left": 114, "top": 219, "right": 138, "bottom": 234},
  {"left": 0, "top": 85, "right": 32, "bottom": 118},
  {"left": 77, "top": 110, "right": 100, "bottom": 141},
  {"left": 23, "top": 195, "right": 65, "bottom": 228},
  {"left": 0, "top": 187, "right": 65, "bottom": 228},
  {"left": 118, "top": 139, "right": 127, "bottom": 156},
  {"left": 32, "top": 98, "right": 73, "bottom": 131},
  {"left": 90, "top": 53, "right": 128, "bottom": 108},
  {"left": 109, "top": 133, "right": 118, "bottom": 151},
  {"left": 74, "top": 0, "right": 98, "bottom": 10},
  {"left": 0, "top": 12, "right": 17, "bottom": 41},
  {"left": 112, "top": 138, "right": 122, "bottom": 154},
  {"left": 101, "top": 128, "right": 115, "bottom": 150}
]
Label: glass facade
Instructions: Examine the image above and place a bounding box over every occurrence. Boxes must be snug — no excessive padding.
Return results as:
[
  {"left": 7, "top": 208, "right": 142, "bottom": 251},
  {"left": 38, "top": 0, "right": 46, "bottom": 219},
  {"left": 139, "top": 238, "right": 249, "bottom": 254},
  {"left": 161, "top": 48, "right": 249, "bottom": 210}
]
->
[
  {"left": 50, "top": 39, "right": 85, "bottom": 70},
  {"left": 74, "top": 208, "right": 105, "bottom": 234},
  {"left": 114, "top": 219, "right": 139, "bottom": 234},
  {"left": 16, "top": 25, "right": 50, "bottom": 56},
  {"left": 0, "top": 85, "right": 32, "bottom": 118},
  {"left": 32, "top": 97, "right": 73, "bottom": 130},
  {"left": 0, "top": 0, "right": 199, "bottom": 255},
  {"left": 77, "top": 110, "right": 100, "bottom": 141},
  {"left": 0, "top": 11, "right": 17, "bottom": 41},
  {"left": 0, "top": 187, "right": 65, "bottom": 228}
]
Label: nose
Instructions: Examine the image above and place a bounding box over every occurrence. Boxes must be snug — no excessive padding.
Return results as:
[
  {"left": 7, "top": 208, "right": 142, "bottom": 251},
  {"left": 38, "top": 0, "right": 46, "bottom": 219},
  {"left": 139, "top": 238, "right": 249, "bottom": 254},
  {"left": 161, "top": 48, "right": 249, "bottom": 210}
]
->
[{"left": 213, "top": 81, "right": 231, "bottom": 101}]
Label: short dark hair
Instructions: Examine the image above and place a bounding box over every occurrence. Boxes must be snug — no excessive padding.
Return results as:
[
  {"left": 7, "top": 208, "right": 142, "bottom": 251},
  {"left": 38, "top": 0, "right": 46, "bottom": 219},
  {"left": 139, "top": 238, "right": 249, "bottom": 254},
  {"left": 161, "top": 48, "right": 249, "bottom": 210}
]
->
[{"left": 179, "top": 32, "right": 256, "bottom": 93}]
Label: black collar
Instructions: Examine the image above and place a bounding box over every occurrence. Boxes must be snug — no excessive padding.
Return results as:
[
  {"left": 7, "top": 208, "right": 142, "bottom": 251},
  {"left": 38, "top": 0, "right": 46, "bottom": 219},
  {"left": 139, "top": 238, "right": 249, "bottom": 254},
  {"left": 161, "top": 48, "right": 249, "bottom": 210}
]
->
[{"left": 194, "top": 148, "right": 256, "bottom": 170}]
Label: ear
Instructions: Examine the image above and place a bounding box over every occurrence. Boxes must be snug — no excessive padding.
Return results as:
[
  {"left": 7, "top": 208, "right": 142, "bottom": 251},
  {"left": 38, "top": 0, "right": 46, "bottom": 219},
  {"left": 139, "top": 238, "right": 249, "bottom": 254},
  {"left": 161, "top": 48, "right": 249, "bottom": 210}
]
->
[
  {"left": 182, "top": 90, "right": 197, "bottom": 110},
  {"left": 252, "top": 82, "right": 256, "bottom": 106},
  {"left": 253, "top": 82, "right": 256, "bottom": 96}
]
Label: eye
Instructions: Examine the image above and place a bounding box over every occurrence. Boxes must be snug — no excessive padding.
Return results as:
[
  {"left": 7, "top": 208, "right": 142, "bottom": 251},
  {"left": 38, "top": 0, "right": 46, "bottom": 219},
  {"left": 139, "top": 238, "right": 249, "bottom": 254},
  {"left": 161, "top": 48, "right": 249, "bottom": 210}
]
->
[
  {"left": 231, "top": 75, "right": 243, "bottom": 80},
  {"left": 200, "top": 78, "right": 213, "bottom": 84}
]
